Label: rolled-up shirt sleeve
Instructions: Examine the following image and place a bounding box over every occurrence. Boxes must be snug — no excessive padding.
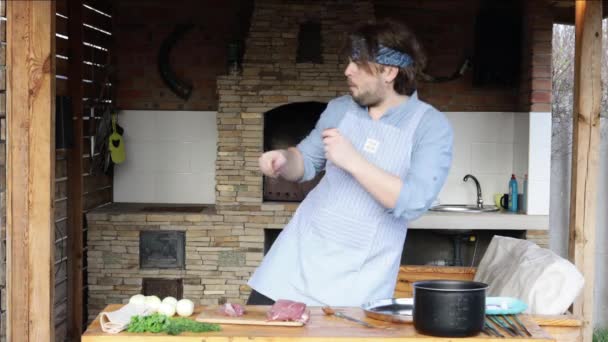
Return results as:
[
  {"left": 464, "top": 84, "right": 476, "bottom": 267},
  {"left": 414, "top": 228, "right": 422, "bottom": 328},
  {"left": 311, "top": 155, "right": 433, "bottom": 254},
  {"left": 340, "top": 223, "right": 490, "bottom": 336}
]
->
[
  {"left": 296, "top": 97, "right": 347, "bottom": 182},
  {"left": 390, "top": 109, "right": 453, "bottom": 221}
]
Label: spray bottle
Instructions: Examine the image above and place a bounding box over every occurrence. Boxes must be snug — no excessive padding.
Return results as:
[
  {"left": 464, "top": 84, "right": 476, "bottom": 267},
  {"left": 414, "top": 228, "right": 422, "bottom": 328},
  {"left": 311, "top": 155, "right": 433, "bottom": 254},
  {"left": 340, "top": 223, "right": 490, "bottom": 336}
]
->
[{"left": 508, "top": 174, "right": 518, "bottom": 212}]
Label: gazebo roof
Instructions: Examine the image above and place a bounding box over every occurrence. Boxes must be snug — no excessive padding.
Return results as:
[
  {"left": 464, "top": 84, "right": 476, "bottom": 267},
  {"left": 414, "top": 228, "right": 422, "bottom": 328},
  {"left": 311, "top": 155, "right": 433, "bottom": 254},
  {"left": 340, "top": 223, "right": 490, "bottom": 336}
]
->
[
  {"left": 548, "top": 0, "right": 608, "bottom": 23},
  {"left": 374, "top": 0, "right": 607, "bottom": 24}
]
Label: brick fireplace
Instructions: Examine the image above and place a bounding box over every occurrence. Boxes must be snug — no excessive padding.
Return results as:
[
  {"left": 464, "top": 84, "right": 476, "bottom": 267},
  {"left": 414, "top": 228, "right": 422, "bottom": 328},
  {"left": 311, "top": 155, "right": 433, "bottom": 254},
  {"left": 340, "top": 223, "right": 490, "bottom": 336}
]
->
[
  {"left": 215, "top": 0, "right": 373, "bottom": 205},
  {"left": 86, "top": 0, "right": 374, "bottom": 320}
]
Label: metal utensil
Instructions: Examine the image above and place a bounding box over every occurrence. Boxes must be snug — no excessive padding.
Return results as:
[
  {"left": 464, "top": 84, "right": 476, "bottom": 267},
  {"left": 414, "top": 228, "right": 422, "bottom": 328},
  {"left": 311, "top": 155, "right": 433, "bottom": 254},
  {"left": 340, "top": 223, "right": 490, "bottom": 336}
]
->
[
  {"left": 483, "top": 321, "right": 504, "bottom": 338},
  {"left": 360, "top": 297, "right": 413, "bottom": 323},
  {"left": 322, "top": 306, "right": 376, "bottom": 329},
  {"left": 511, "top": 315, "right": 532, "bottom": 337},
  {"left": 488, "top": 315, "right": 516, "bottom": 336},
  {"left": 501, "top": 315, "right": 524, "bottom": 336}
]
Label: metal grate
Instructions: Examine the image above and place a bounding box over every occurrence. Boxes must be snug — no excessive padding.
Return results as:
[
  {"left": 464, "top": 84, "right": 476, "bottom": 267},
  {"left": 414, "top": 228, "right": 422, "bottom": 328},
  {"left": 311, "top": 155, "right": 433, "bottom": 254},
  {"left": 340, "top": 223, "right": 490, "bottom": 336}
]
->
[{"left": 139, "top": 231, "right": 185, "bottom": 269}]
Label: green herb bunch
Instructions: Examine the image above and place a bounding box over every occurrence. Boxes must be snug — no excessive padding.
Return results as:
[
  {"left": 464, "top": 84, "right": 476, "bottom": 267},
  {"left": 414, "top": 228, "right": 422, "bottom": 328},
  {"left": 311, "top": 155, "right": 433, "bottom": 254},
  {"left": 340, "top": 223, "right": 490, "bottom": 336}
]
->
[{"left": 127, "top": 313, "right": 221, "bottom": 335}]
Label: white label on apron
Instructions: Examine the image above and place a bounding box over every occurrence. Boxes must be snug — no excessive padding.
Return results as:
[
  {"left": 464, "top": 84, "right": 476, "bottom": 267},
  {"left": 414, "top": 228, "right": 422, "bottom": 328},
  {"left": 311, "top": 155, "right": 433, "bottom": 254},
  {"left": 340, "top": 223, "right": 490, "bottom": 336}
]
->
[{"left": 363, "top": 138, "right": 380, "bottom": 154}]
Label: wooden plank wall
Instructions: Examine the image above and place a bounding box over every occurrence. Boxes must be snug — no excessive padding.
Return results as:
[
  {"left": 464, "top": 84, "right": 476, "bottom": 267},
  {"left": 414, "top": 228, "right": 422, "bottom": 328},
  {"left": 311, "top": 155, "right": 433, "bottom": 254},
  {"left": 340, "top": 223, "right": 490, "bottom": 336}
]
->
[
  {"left": 0, "top": 0, "right": 6, "bottom": 340},
  {"left": 6, "top": 1, "right": 55, "bottom": 340},
  {"left": 55, "top": 0, "right": 113, "bottom": 340}
]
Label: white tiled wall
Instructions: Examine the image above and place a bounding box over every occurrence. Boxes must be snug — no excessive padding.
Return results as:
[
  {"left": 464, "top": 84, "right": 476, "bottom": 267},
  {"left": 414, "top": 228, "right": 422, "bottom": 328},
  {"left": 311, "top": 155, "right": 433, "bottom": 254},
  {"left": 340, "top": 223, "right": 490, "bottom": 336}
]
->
[
  {"left": 113, "top": 110, "right": 217, "bottom": 204},
  {"left": 526, "top": 112, "right": 552, "bottom": 215},
  {"left": 111, "top": 109, "right": 551, "bottom": 212},
  {"left": 513, "top": 114, "right": 530, "bottom": 178},
  {"left": 439, "top": 112, "right": 534, "bottom": 209}
]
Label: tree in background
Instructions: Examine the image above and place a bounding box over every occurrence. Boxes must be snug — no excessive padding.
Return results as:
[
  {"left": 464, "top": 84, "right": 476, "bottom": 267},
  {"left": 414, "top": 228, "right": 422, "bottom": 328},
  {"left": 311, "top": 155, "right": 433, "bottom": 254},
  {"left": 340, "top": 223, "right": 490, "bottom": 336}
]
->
[
  {"left": 551, "top": 24, "right": 576, "bottom": 156},
  {"left": 552, "top": 25, "right": 575, "bottom": 122},
  {"left": 552, "top": 21, "right": 608, "bottom": 150},
  {"left": 604, "top": 21, "right": 608, "bottom": 116}
]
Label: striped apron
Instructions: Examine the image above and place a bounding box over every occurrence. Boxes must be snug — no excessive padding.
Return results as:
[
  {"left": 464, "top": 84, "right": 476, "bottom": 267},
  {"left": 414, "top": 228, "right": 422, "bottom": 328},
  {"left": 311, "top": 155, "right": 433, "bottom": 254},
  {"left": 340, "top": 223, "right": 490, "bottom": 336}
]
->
[{"left": 249, "top": 100, "right": 430, "bottom": 306}]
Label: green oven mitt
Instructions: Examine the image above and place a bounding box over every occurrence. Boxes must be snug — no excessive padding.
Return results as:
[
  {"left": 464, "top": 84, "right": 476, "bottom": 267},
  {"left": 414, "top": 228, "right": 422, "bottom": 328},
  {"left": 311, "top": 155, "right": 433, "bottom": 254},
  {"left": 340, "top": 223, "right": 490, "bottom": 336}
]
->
[{"left": 108, "top": 113, "right": 126, "bottom": 164}]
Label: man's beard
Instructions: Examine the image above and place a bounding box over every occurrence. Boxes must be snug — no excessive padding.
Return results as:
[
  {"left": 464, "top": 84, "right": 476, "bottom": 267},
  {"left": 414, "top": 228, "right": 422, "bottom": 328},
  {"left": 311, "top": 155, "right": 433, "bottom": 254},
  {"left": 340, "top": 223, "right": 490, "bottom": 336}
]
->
[
  {"left": 352, "top": 89, "right": 382, "bottom": 107},
  {"left": 350, "top": 78, "right": 385, "bottom": 107}
]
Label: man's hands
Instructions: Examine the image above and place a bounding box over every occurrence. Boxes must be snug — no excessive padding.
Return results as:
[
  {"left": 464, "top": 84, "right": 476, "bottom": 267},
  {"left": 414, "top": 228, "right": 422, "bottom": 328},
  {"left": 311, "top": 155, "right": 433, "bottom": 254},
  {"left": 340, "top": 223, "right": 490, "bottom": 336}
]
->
[
  {"left": 258, "top": 129, "right": 401, "bottom": 210},
  {"left": 322, "top": 128, "right": 362, "bottom": 173},
  {"left": 257, "top": 129, "right": 361, "bottom": 181},
  {"left": 323, "top": 128, "right": 403, "bottom": 210},
  {"left": 259, "top": 150, "right": 288, "bottom": 178}
]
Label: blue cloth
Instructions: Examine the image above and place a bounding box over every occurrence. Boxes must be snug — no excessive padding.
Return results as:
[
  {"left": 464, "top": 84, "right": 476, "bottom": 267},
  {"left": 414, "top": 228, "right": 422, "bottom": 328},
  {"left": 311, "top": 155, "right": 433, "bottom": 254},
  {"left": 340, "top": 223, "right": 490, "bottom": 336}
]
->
[
  {"left": 485, "top": 297, "right": 528, "bottom": 315},
  {"left": 375, "top": 45, "right": 414, "bottom": 67},
  {"left": 296, "top": 93, "right": 453, "bottom": 222},
  {"left": 350, "top": 37, "right": 414, "bottom": 67},
  {"left": 251, "top": 95, "right": 430, "bottom": 305}
]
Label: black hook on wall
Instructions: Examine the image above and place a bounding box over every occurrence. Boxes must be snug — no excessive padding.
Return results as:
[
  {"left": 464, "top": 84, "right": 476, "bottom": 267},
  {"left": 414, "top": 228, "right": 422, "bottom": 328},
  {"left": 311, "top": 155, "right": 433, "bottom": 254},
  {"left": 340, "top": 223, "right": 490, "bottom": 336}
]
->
[{"left": 158, "top": 24, "right": 195, "bottom": 100}]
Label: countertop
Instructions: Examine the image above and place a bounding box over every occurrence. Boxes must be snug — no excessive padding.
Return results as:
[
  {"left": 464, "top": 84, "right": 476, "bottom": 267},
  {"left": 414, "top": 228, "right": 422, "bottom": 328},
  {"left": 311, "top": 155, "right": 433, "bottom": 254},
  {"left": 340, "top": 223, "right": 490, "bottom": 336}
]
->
[
  {"left": 87, "top": 203, "right": 549, "bottom": 231},
  {"left": 83, "top": 304, "right": 554, "bottom": 342},
  {"left": 409, "top": 210, "right": 548, "bottom": 230}
]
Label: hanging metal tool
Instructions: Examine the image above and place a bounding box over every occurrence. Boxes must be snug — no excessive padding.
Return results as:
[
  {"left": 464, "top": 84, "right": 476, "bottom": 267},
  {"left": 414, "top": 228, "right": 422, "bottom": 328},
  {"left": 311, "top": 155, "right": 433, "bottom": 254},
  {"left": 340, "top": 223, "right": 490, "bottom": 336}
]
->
[
  {"left": 419, "top": 58, "right": 472, "bottom": 83},
  {"left": 158, "top": 24, "right": 194, "bottom": 100},
  {"left": 89, "top": 106, "right": 95, "bottom": 170},
  {"left": 85, "top": 47, "right": 121, "bottom": 176}
]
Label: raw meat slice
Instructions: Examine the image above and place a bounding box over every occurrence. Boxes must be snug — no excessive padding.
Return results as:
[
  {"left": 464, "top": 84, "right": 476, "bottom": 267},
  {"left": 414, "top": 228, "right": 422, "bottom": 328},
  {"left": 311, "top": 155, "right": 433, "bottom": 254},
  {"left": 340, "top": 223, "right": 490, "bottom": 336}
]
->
[
  {"left": 218, "top": 303, "right": 245, "bottom": 317},
  {"left": 266, "top": 299, "right": 310, "bottom": 323}
]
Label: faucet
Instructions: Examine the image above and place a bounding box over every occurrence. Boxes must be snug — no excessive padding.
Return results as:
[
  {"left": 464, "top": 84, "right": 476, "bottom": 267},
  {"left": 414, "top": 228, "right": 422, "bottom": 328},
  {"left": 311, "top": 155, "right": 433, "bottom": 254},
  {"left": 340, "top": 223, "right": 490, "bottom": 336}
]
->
[{"left": 463, "top": 174, "right": 483, "bottom": 208}]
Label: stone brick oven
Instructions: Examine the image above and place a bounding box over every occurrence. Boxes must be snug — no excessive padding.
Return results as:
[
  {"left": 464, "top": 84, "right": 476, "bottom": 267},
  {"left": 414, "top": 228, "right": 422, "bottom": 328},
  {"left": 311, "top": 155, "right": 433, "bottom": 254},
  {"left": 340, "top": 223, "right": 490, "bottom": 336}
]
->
[
  {"left": 86, "top": 0, "right": 374, "bottom": 320},
  {"left": 263, "top": 101, "right": 325, "bottom": 201},
  {"left": 215, "top": 0, "right": 373, "bottom": 205}
]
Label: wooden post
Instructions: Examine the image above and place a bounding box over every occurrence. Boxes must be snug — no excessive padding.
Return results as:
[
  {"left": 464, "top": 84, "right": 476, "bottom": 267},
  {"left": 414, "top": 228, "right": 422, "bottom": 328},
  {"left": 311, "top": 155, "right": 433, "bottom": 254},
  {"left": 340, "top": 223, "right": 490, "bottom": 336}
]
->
[
  {"left": 568, "top": 1, "right": 602, "bottom": 341},
  {"left": 67, "top": 0, "right": 85, "bottom": 340},
  {"left": 6, "top": 1, "right": 56, "bottom": 341}
]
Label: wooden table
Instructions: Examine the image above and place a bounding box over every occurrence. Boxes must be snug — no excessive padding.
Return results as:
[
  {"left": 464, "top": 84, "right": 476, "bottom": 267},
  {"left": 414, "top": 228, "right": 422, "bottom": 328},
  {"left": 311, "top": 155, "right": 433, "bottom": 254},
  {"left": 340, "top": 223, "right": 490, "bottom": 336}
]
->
[{"left": 83, "top": 304, "right": 555, "bottom": 342}]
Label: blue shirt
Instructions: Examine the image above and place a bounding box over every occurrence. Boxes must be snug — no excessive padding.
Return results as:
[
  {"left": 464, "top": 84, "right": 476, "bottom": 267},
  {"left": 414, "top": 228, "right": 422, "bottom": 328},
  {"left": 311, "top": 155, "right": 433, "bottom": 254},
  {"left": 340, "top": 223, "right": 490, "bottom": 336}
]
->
[{"left": 296, "top": 93, "right": 453, "bottom": 222}]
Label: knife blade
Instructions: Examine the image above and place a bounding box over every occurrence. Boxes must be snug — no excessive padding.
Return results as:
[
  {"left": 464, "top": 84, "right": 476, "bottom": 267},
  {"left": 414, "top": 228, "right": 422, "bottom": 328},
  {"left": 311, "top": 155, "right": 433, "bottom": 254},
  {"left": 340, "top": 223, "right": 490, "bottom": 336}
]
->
[
  {"left": 334, "top": 311, "right": 377, "bottom": 328},
  {"left": 322, "top": 306, "right": 376, "bottom": 328}
]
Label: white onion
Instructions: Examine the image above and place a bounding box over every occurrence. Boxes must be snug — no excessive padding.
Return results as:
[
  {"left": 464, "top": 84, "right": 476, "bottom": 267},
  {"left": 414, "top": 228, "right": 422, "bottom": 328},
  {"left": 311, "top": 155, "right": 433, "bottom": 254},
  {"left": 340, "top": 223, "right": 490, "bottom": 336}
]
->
[
  {"left": 162, "top": 296, "right": 178, "bottom": 308},
  {"left": 129, "top": 294, "right": 146, "bottom": 306},
  {"left": 158, "top": 302, "right": 176, "bottom": 317},
  {"left": 176, "top": 299, "right": 194, "bottom": 317},
  {"left": 144, "top": 295, "right": 161, "bottom": 311}
]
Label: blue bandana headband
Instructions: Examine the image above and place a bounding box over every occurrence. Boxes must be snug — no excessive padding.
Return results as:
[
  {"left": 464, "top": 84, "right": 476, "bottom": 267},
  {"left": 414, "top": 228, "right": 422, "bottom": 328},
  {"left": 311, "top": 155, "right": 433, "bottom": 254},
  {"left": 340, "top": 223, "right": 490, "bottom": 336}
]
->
[
  {"left": 375, "top": 45, "right": 413, "bottom": 68},
  {"left": 351, "top": 38, "right": 413, "bottom": 68}
]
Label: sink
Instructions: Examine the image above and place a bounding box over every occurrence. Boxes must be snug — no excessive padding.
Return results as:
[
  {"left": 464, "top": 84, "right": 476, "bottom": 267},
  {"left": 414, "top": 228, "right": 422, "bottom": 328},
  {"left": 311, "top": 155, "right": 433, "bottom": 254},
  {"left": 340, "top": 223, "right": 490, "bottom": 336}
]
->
[{"left": 429, "top": 204, "right": 500, "bottom": 213}]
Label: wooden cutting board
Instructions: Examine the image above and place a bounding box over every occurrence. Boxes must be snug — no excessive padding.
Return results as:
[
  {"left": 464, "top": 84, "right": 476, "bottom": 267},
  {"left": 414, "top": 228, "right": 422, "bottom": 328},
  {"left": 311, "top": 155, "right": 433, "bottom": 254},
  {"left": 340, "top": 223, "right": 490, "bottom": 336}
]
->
[{"left": 195, "top": 305, "right": 305, "bottom": 327}]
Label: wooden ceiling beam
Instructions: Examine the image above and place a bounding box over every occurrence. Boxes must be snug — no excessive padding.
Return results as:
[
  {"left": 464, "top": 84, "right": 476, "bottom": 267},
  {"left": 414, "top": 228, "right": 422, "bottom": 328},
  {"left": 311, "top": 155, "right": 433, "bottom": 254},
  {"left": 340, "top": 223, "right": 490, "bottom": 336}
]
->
[{"left": 548, "top": 0, "right": 608, "bottom": 23}]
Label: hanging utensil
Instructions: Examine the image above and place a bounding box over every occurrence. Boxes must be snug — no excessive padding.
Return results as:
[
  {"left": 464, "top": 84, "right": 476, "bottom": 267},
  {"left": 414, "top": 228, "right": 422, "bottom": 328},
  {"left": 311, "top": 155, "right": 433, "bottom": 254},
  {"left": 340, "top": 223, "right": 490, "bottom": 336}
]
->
[
  {"left": 108, "top": 113, "right": 125, "bottom": 164},
  {"left": 89, "top": 107, "right": 95, "bottom": 172}
]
